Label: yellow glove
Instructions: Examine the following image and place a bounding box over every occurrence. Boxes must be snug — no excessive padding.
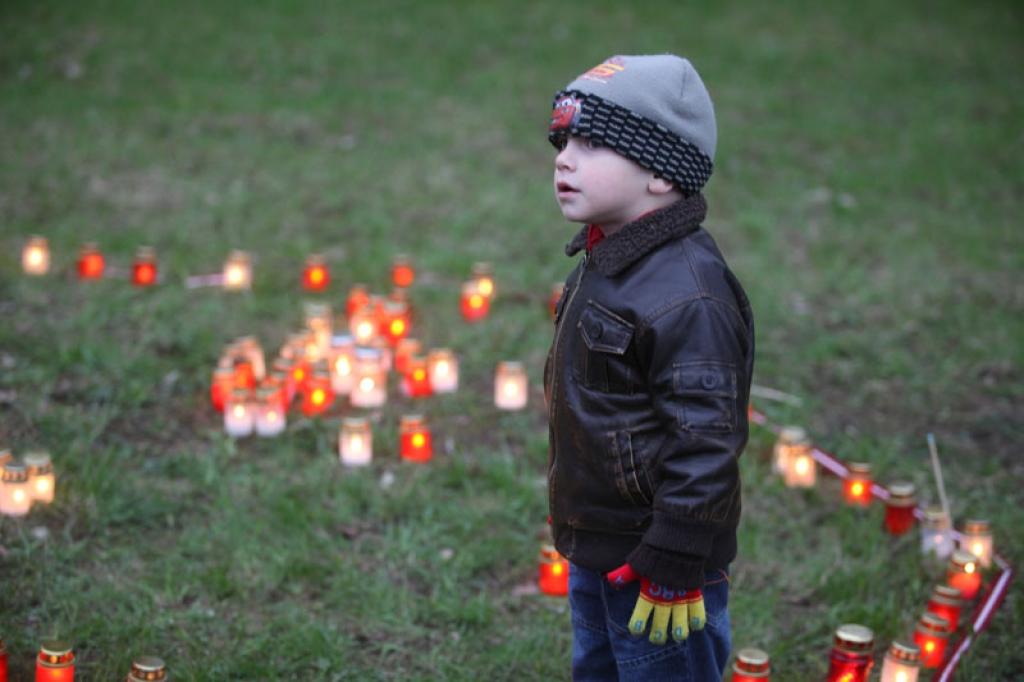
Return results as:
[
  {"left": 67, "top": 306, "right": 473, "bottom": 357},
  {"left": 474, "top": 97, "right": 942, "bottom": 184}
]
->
[{"left": 606, "top": 563, "right": 705, "bottom": 644}]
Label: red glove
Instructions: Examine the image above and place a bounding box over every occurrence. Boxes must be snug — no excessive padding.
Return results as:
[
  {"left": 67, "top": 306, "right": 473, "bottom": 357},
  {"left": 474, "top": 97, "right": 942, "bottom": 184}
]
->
[{"left": 606, "top": 563, "right": 705, "bottom": 644}]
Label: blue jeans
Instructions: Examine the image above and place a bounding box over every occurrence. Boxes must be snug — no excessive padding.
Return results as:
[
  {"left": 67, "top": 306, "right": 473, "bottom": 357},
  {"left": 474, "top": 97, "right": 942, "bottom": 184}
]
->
[{"left": 569, "top": 563, "right": 732, "bottom": 682}]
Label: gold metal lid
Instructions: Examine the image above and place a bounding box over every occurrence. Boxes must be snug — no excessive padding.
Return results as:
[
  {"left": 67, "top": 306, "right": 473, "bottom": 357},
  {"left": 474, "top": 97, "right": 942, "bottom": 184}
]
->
[
  {"left": 931, "top": 584, "right": 963, "bottom": 604},
  {"left": 917, "top": 612, "right": 951, "bottom": 634},
  {"left": 962, "top": 519, "right": 991, "bottom": 535},
  {"left": 887, "top": 482, "right": 915, "bottom": 498},
  {"left": 922, "top": 507, "right": 950, "bottom": 528},
  {"left": 847, "top": 462, "right": 872, "bottom": 476},
  {"left": 24, "top": 452, "right": 53, "bottom": 476},
  {"left": 834, "top": 624, "right": 874, "bottom": 653},
  {"left": 342, "top": 417, "right": 369, "bottom": 429},
  {"left": 950, "top": 549, "right": 979, "bottom": 571},
  {"left": 0, "top": 448, "right": 12, "bottom": 465},
  {"left": 2, "top": 461, "right": 28, "bottom": 483},
  {"left": 129, "top": 655, "right": 167, "bottom": 680},
  {"left": 779, "top": 425, "right": 808, "bottom": 444},
  {"left": 886, "top": 640, "right": 920, "bottom": 664},
  {"left": 38, "top": 640, "right": 74, "bottom": 666},
  {"left": 734, "top": 647, "right": 771, "bottom": 672},
  {"left": 400, "top": 414, "right": 426, "bottom": 428},
  {"left": 135, "top": 246, "right": 156, "bottom": 260},
  {"left": 305, "top": 253, "right": 326, "bottom": 265},
  {"left": 539, "top": 543, "right": 562, "bottom": 562}
]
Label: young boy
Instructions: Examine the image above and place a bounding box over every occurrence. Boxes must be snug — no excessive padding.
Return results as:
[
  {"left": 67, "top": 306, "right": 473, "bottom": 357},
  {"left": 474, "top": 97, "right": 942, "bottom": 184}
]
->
[{"left": 544, "top": 55, "right": 755, "bottom": 681}]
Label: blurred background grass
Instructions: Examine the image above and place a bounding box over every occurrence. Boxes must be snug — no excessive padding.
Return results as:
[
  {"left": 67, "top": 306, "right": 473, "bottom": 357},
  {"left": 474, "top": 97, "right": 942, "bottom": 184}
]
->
[{"left": 1, "top": 0, "right": 1021, "bottom": 679}]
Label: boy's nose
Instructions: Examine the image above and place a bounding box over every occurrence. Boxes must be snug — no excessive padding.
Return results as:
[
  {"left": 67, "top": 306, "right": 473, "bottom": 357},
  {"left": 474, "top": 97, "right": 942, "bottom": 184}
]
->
[{"left": 555, "top": 148, "right": 574, "bottom": 171}]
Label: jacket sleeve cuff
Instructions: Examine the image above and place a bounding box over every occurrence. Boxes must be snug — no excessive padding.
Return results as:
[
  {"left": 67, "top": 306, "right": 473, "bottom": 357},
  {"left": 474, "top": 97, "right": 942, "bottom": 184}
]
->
[{"left": 626, "top": 543, "right": 706, "bottom": 591}]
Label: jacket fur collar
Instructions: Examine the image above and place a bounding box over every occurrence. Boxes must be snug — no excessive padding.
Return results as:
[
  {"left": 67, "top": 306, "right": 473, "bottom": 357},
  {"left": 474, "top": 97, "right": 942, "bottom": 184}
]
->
[{"left": 565, "top": 193, "right": 708, "bottom": 277}]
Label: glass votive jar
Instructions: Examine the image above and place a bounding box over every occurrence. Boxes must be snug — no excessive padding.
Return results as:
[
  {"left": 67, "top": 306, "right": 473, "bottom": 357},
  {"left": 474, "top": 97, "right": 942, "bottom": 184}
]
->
[
  {"left": 879, "top": 640, "right": 920, "bottom": 682},
  {"left": 127, "top": 655, "right": 167, "bottom": 681},
  {"left": 302, "top": 253, "right": 330, "bottom": 292},
  {"left": 495, "top": 361, "right": 528, "bottom": 410},
  {"left": 381, "top": 301, "right": 411, "bottom": 346},
  {"left": 224, "top": 388, "right": 254, "bottom": 438},
  {"left": 959, "top": 519, "right": 993, "bottom": 569},
  {"left": 947, "top": 549, "right": 982, "bottom": 601},
  {"left": 24, "top": 451, "right": 55, "bottom": 504},
  {"left": 783, "top": 436, "right": 815, "bottom": 488},
  {"left": 913, "top": 612, "right": 951, "bottom": 668},
  {"left": 301, "top": 366, "right": 334, "bottom": 417},
  {"left": 538, "top": 543, "right": 569, "bottom": 596},
  {"left": 394, "top": 338, "right": 421, "bottom": 376},
  {"left": 237, "top": 336, "right": 266, "bottom": 382},
  {"left": 0, "top": 462, "right": 31, "bottom": 517},
  {"left": 349, "top": 304, "right": 379, "bottom": 346},
  {"left": 471, "top": 261, "right": 495, "bottom": 299},
  {"left": 339, "top": 417, "right": 373, "bottom": 467},
  {"left": 843, "top": 462, "right": 873, "bottom": 507},
  {"left": 401, "top": 357, "right": 433, "bottom": 398},
  {"left": 36, "top": 640, "right": 74, "bottom": 681},
  {"left": 773, "top": 425, "right": 807, "bottom": 475},
  {"left": 926, "top": 584, "right": 963, "bottom": 631},
  {"left": 132, "top": 246, "right": 158, "bottom": 287},
  {"left": 255, "top": 385, "right": 287, "bottom": 437},
  {"left": 732, "top": 647, "right": 771, "bottom": 681},
  {"left": 210, "top": 367, "right": 234, "bottom": 413},
  {"left": 222, "top": 250, "right": 252, "bottom": 291},
  {"left": 350, "top": 349, "right": 387, "bottom": 408},
  {"left": 427, "top": 348, "right": 458, "bottom": 393},
  {"left": 460, "top": 280, "right": 490, "bottom": 322},
  {"left": 77, "top": 242, "right": 105, "bottom": 280},
  {"left": 920, "top": 507, "right": 954, "bottom": 559},
  {"left": 304, "top": 302, "right": 333, "bottom": 354},
  {"left": 346, "top": 283, "right": 371, "bottom": 318},
  {"left": 0, "top": 636, "right": 7, "bottom": 682},
  {"left": 392, "top": 254, "right": 415, "bottom": 288},
  {"left": 270, "top": 359, "right": 296, "bottom": 405},
  {"left": 826, "top": 624, "right": 874, "bottom": 682},
  {"left": 883, "top": 482, "right": 917, "bottom": 535},
  {"left": 549, "top": 282, "right": 565, "bottom": 319},
  {"left": 22, "top": 236, "right": 50, "bottom": 275},
  {"left": 399, "top": 415, "right": 433, "bottom": 463},
  {"left": 329, "top": 341, "right": 356, "bottom": 396}
]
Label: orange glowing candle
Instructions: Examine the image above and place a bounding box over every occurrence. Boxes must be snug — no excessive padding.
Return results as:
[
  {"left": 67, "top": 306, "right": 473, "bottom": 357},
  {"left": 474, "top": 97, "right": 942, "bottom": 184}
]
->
[
  {"left": 538, "top": 544, "right": 569, "bottom": 596},
  {"left": 381, "top": 301, "right": 411, "bottom": 346},
  {"left": 35, "top": 641, "right": 74, "bottom": 682},
  {"left": 843, "top": 462, "right": 872, "bottom": 507},
  {"left": 392, "top": 254, "right": 415, "bottom": 288},
  {"left": 959, "top": 519, "right": 993, "bottom": 569},
  {"left": 402, "top": 357, "right": 433, "bottom": 398},
  {"left": 126, "top": 656, "right": 167, "bottom": 681},
  {"left": 222, "top": 250, "right": 252, "bottom": 291},
  {"left": 912, "top": 613, "right": 951, "bottom": 669},
  {"left": 946, "top": 550, "right": 982, "bottom": 600},
  {"left": 131, "top": 246, "right": 158, "bottom": 287},
  {"left": 301, "top": 368, "right": 334, "bottom": 416},
  {"left": 460, "top": 280, "right": 490, "bottom": 322},
  {"left": 471, "top": 261, "right": 495, "bottom": 299},
  {"left": 76, "top": 243, "right": 104, "bottom": 280},
  {"left": 732, "top": 647, "right": 771, "bottom": 681},
  {"left": 211, "top": 367, "right": 234, "bottom": 412},
  {"left": 399, "top": 415, "right": 433, "bottom": 463},
  {"left": 302, "top": 254, "right": 330, "bottom": 291},
  {"left": 22, "top": 236, "right": 50, "bottom": 276},
  {"left": 24, "top": 452, "right": 55, "bottom": 504},
  {"left": 0, "top": 462, "right": 31, "bottom": 517}
]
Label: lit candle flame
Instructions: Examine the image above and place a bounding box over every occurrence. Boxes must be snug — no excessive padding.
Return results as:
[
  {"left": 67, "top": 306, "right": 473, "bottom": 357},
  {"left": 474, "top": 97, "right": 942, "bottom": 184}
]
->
[
  {"left": 851, "top": 482, "right": 864, "bottom": 497},
  {"left": 13, "top": 489, "right": 25, "bottom": 503},
  {"left": 503, "top": 382, "right": 519, "bottom": 398},
  {"left": 412, "top": 433, "right": 426, "bottom": 448},
  {"left": 312, "top": 389, "right": 326, "bottom": 405},
  {"left": 356, "top": 321, "right": 374, "bottom": 341},
  {"left": 351, "top": 435, "right": 363, "bottom": 452},
  {"left": 359, "top": 377, "right": 375, "bottom": 392},
  {"left": 36, "top": 479, "right": 51, "bottom": 493},
  {"left": 478, "top": 277, "right": 494, "bottom": 297},
  {"left": 469, "top": 294, "right": 484, "bottom": 309},
  {"left": 435, "top": 361, "right": 449, "bottom": 376},
  {"left": 965, "top": 562, "right": 976, "bottom": 574},
  {"left": 413, "top": 369, "right": 426, "bottom": 382},
  {"left": 795, "top": 457, "right": 809, "bottom": 474},
  {"left": 232, "top": 405, "right": 246, "bottom": 418},
  {"left": 335, "top": 357, "right": 351, "bottom": 375}
]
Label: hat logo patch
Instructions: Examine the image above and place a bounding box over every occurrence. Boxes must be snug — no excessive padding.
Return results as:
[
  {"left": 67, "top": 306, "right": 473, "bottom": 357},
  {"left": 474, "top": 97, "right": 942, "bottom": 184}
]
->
[
  {"left": 580, "top": 57, "right": 626, "bottom": 83},
  {"left": 550, "top": 94, "right": 581, "bottom": 131}
]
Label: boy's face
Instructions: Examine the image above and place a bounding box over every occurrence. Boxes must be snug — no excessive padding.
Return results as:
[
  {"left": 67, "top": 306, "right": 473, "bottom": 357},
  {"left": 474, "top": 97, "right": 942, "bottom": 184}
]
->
[{"left": 553, "top": 135, "right": 656, "bottom": 233}]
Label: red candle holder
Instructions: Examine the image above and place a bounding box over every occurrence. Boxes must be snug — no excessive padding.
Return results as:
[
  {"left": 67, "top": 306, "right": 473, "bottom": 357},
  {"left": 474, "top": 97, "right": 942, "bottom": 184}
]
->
[
  {"left": 36, "top": 641, "right": 74, "bottom": 682},
  {"left": 77, "top": 243, "right": 104, "bottom": 280},
  {"left": 399, "top": 415, "right": 433, "bottom": 462},
  {"left": 0, "top": 637, "right": 7, "bottom": 682},
  {"left": 926, "top": 584, "right": 963, "bottom": 631},
  {"left": 301, "top": 368, "right": 334, "bottom": 416},
  {"left": 947, "top": 550, "right": 982, "bottom": 600},
  {"left": 290, "top": 360, "right": 311, "bottom": 396},
  {"left": 471, "top": 261, "right": 495, "bottom": 299},
  {"left": 826, "top": 624, "right": 874, "bottom": 682},
  {"left": 460, "top": 281, "right": 490, "bottom": 322},
  {"left": 538, "top": 544, "right": 569, "bottom": 596},
  {"left": 732, "top": 647, "right": 771, "bottom": 681},
  {"left": 843, "top": 462, "right": 873, "bottom": 507},
  {"left": 270, "top": 360, "right": 296, "bottom": 406},
  {"left": 346, "top": 284, "right": 371, "bottom": 318},
  {"left": 913, "top": 612, "right": 951, "bottom": 668},
  {"left": 233, "top": 359, "right": 257, "bottom": 390},
  {"left": 883, "top": 482, "right": 916, "bottom": 535},
  {"left": 381, "top": 301, "right": 411, "bottom": 346},
  {"left": 402, "top": 358, "right": 433, "bottom": 398},
  {"left": 210, "top": 366, "right": 234, "bottom": 412},
  {"left": 392, "top": 255, "right": 415, "bottom": 288},
  {"left": 302, "top": 254, "right": 330, "bottom": 292},
  {"left": 549, "top": 282, "right": 565, "bottom": 319},
  {"left": 131, "top": 246, "right": 158, "bottom": 287},
  {"left": 394, "top": 338, "right": 422, "bottom": 376}
]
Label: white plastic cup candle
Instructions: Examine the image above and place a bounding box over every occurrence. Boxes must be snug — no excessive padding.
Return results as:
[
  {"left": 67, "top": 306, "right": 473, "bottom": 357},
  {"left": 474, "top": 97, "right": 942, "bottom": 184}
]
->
[
  {"left": 224, "top": 388, "right": 254, "bottom": 437},
  {"left": 350, "top": 349, "right": 387, "bottom": 408},
  {"left": 471, "top": 261, "right": 496, "bottom": 299},
  {"left": 23, "top": 452, "right": 55, "bottom": 504},
  {"left": 304, "top": 302, "right": 333, "bottom": 355},
  {"left": 349, "top": 305, "right": 379, "bottom": 346},
  {"left": 920, "top": 507, "right": 954, "bottom": 560},
  {"left": 959, "top": 519, "right": 993, "bottom": 569},
  {"left": 879, "top": 641, "right": 920, "bottom": 682},
  {"left": 0, "top": 462, "right": 31, "bottom": 517},
  {"left": 223, "top": 250, "right": 252, "bottom": 291},
  {"left": 254, "top": 385, "right": 287, "bottom": 437},
  {"left": 773, "top": 426, "right": 807, "bottom": 476},
  {"left": 22, "top": 236, "right": 50, "bottom": 276},
  {"left": 495, "top": 361, "right": 528, "bottom": 410},
  {"left": 427, "top": 348, "right": 459, "bottom": 393},
  {"left": 329, "top": 337, "right": 357, "bottom": 395},
  {"left": 339, "top": 417, "right": 373, "bottom": 466}
]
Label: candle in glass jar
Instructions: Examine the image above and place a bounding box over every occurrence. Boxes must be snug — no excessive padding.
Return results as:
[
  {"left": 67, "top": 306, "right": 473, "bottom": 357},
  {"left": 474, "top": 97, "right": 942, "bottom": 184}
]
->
[
  {"left": 926, "top": 584, "right": 962, "bottom": 631},
  {"left": 350, "top": 305, "right": 379, "bottom": 346},
  {"left": 392, "top": 254, "right": 415, "bottom": 288},
  {"left": 549, "top": 282, "right": 565, "bottom": 319},
  {"left": 210, "top": 367, "right": 234, "bottom": 412},
  {"left": 304, "top": 302, "right": 333, "bottom": 355},
  {"left": 22, "top": 236, "right": 50, "bottom": 276},
  {"left": 271, "top": 359, "right": 296, "bottom": 405},
  {"left": 255, "top": 385, "right": 287, "bottom": 437},
  {"left": 471, "top": 261, "right": 496, "bottom": 299},
  {"left": 0, "top": 462, "right": 31, "bottom": 517},
  {"left": 780, "top": 428, "right": 815, "bottom": 488},
  {"left": 36, "top": 641, "right": 74, "bottom": 682},
  {"left": 302, "top": 254, "right": 330, "bottom": 292},
  {"left": 399, "top": 415, "right": 433, "bottom": 463},
  {"left": 732, "top": 647, "right": 771, "bottom": 681},
  {"left": 879, "top": 641, "right": 920, "bottom": 682},
  {"left": 0, "top": 637, "right": 7, "bottom": 682},
  {"left": 346, "top": 284, "right": 371, "bottom": 318},
  {"left": 826, "top": 624, "right": 874, "bottom": 682},
  {"left": 913, "top": 613, "right": 951, "bottom": 668},
  {"left": 350, "top": 349, "right": 387, "bottom": 408},
  {"left": 494, "top": 361, "right": 528, "bottom": 410},
  {"left": 538, "top": 544, "right": 569, "bottom": 596},
  {"left": 224, "top": 389, "right": 254, "bottom": 438},
  {"left": 843, "top": 462, "right": 873, "bottom": 507},
  {"left": 427, "top": 348, "right": 458, "bottom": 393},
  {"left": 222, "top": 250, "right": 252, "bottom": 291},
  {"left": 883, "top": 482, "right": 916, "bottom": 536},
  {"left": 946, "top": 549, "right": 982, "bottom": 600},
  {"left": 920, "top": 507, "right": 954, "bottom": 559},
  {"left": 460, "top": 280, "right": 490, "bottom": 322},
  {"left": 126, "top": 656, "right": 166, "bottom": 682},
  {"left": 24, "top": 452, "right": 55, "bottom": 504},
  {"left": 402, "top": 357, "right": 433, "bottom": 398},
  {"left": 959, "top": 519, "right": 993, "bottom": 569},
  {"left": 132, "top": 246, "right": 158, "bottom": 287},
  {"left": 301, "top": 367, "right": 334, "bottom": 417},
  {"left": 329, "top": 339, "right": 356, "bottom": 395},
  {"left": 394, "top": 338, "right": 421, "bottom": 376},
  {"left": 382, "top": 301, "right": 411, "bottom": 346},
  {"left": 772, "top": 426, "right": 806, "bottom": 475},
  {"left": 339, "top": 417, "right": 373, "bottom": 467},
  {"left": 77, "top": 243, "right": 105, "bottom": 280}
]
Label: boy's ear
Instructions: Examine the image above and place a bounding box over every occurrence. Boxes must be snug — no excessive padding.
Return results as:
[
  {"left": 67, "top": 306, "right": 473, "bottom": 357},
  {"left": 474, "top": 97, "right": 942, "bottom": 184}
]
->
[{"left": 647, "top": 175, "right": 677, "bottom": 195}]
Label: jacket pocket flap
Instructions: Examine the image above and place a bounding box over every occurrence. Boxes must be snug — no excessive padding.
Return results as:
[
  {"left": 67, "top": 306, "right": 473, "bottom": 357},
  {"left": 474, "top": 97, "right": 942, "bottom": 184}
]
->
[
  {"left": 674, "top": 361, "right": 737, "bottom": 398},
  {"left": 578, "top": 301, "right": 634, "bottom": 354}
]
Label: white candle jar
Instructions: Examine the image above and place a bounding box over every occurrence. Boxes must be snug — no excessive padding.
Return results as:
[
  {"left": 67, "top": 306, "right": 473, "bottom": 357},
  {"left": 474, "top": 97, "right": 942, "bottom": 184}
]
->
[
  {"left": 495, "top": 361, "right": 528, "bottom": 410},
  {"left": 224, "top": 388, "right": 254, "bottom": 438},
  {"left": 350, "top": 349, "right": 387, "bottom": 408},
  {"left": 24, "top": 452, "right": 55, "bottom": 504},
  {"left": 339, "top": 417, "right": 373, "bottom": 466},
  {"left": 428, "top": 348, "right": 459, "bottom": 393},
  {"left": 1, "top": 462, "right": 32, "bottom": 516}
]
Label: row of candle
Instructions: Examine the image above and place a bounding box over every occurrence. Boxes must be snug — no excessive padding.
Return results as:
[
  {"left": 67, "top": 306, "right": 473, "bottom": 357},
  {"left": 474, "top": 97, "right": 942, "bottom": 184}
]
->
[
  {"left": 0, "top": 640, "right": 166, "bottom": 681},
  {"left": 0, "top": 451, "right": 55, "bottom": 517},
  {"left": 772, "top": 426, "right": 996, "bottom": 566}
]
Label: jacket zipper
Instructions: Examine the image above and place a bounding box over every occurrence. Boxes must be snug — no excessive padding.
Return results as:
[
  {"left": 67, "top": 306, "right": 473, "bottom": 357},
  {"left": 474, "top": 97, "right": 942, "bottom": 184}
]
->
[{"left": 549, "top": 253, "right": 588, "bottom": 477}]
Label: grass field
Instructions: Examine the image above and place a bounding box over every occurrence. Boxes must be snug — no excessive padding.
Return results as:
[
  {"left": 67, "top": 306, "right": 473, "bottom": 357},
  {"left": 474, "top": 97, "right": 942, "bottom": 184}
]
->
[{"left": 1, "top": 0, "right": 1021, "bottom": 679}]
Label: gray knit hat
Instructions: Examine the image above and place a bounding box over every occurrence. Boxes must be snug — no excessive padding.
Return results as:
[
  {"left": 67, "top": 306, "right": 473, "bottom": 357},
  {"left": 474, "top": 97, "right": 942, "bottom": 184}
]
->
[{"left": 549, "top": 54, "right": 717, "bottom": 193}]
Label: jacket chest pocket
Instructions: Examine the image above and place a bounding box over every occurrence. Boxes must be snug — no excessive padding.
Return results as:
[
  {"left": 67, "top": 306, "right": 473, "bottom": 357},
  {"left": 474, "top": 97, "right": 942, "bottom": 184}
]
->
[{"left": 575, "top": 300, "right": 636, "bottom": 393}]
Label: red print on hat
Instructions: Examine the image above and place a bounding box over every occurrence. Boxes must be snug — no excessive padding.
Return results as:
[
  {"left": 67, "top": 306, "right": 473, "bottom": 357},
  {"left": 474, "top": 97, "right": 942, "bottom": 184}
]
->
[
  {"left": 550, "top": 94, "right": 581, "bottom": 132},
  {"left": 580, "top": 56, "right": 626, "bottom": 83}
]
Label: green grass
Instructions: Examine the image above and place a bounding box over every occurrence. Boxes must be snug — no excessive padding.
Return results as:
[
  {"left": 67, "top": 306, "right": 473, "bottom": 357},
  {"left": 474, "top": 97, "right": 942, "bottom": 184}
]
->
[{"left": 1, "top": 0, "right": 1021, "bottom": 679}]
